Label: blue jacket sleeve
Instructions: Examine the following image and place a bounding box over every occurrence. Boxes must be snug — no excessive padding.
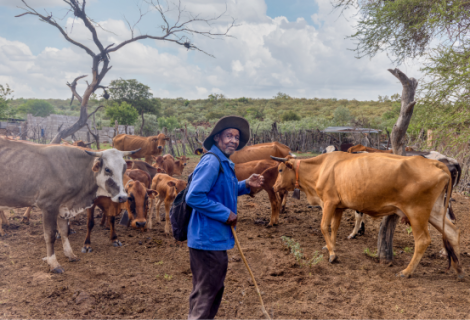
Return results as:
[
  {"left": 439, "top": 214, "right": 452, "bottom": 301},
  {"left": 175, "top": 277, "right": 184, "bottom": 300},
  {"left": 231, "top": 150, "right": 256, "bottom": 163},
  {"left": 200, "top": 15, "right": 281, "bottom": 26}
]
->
[
  {"left": 186, "top": 156, "right": 231, "bottom": 223},
  {"left": 238, "top": 180, "right": 251, "bottom": 196}
]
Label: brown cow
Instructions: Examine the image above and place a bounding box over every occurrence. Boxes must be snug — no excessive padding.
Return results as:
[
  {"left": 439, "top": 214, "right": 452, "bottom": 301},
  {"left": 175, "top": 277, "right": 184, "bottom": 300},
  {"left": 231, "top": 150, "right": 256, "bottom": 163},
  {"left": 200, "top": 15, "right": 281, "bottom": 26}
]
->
[
  {"left": 152, "top": 154, "right": 189, "bottom": 177},
  {"left": 271, "top": 153, "right": 463, "bottom": 278},
  {"left": 113, "top": 133, "right": 169, "bottom": 164},
  {"left": 148, "top": 174, "right": 187, "bottom": 234},
  {"left": 125, "top": 169, "right": 152, "bottom": 188},
  {"left": 128, "top": 160, "right": 166, "bottom": 178},
  {"left": 347, "top": 144, "right": 414, "bottom": 153},
  {"left": 194, "top": 140, "right": 294, "bottom": 164},
  {"left": 234, "top": 159, "right": 287, "bottom": 227},
  {"left": 82, "top": 177, "right": 158, "bottom": 252}
]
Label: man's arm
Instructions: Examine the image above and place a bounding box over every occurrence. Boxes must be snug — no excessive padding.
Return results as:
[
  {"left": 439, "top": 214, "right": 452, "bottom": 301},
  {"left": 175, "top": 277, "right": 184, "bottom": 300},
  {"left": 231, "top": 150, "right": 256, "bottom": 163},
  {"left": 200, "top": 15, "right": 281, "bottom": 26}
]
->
[
  {"left": 186, "top": 156, "right": 231, "bottom": 223},
  {"left": 238, "top": 174, "right": 264, "bottom": 195}
]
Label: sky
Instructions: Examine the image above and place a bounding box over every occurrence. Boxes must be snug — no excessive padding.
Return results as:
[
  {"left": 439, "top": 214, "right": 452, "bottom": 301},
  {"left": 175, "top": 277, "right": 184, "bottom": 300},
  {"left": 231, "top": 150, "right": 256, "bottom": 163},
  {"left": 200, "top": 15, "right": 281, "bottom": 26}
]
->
[{"left": 0, "top": 0, "right": 423, "bottom": 101}]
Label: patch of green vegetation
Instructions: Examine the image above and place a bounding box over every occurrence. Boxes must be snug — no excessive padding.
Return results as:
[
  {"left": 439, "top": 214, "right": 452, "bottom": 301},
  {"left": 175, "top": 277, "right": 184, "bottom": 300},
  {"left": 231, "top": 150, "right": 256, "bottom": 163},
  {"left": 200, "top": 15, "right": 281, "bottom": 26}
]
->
[
  {"left": 364, "top": 248, "right": 378, "bottom": 258},
  {"left": 281, "top": 236, "right": 323, "bottom": 267}
]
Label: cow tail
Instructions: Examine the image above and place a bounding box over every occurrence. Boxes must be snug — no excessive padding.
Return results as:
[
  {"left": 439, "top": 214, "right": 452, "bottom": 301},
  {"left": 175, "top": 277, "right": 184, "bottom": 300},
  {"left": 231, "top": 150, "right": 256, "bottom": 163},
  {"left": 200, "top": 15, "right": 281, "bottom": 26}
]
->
[{"left": 441, "top": 167, "right": 458, "bottom": 270}]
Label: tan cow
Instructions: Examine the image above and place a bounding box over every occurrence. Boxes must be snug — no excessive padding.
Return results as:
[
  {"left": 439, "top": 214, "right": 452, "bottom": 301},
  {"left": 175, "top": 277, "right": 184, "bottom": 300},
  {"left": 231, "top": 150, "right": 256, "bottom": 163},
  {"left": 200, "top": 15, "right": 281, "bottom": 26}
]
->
[
  {"left": 347, "top": 144, "right": 414, "bottom": 153},
  {"left": 271, "top": 152, "right": 463, "bottom": 278},
  {"left": 195, "top": 140, "right": 294, "bottom": 164},
  {"left": 235, "top": 159, "right": 287, "bottom": 227},
  {"left": 113, "top": 133, "right": 169, "bottom": 164},
  {"left": 148, "top": 174, "right": 187, "bottom": 234},
  {"left": 152, "top": 154, "right": 189, "bottom": 177}
]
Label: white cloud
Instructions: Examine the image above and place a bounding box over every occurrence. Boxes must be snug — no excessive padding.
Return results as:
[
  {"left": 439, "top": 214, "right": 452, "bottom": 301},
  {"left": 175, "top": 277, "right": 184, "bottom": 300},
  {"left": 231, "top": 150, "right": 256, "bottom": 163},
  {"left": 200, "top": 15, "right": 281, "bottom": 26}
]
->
[{"left": 0, "top": 0, "right": 424, "bottom": 101}]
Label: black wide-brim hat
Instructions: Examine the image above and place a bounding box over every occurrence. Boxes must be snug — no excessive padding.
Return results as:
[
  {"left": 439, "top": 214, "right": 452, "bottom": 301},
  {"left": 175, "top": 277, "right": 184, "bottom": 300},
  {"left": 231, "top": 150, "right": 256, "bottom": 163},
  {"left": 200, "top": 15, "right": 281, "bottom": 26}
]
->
[{"left": 203, "top": 116, "right": 250, "bottom": 151}]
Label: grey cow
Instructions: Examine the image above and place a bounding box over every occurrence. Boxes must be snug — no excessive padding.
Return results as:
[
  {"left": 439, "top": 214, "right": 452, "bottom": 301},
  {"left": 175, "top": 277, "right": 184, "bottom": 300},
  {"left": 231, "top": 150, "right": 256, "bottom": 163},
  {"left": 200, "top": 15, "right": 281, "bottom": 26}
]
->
[{"left": 0, "top": 138, "right": 138, "bottom": 273}]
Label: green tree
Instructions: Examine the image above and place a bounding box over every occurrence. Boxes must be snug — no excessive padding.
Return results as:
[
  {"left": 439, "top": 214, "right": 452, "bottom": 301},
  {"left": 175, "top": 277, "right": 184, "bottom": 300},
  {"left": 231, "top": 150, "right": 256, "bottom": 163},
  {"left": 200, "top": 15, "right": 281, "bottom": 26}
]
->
[
  {"left": 333, "top": 106, "right": 352, "bottom": 126},
  {"left": 17, "top": 99, "right": 54, "bottom": 117},
  {"left": 0, "top": 84, "right": 14, "bottom": 118},
  {"left": 108, "top": 79, "right": 161, "bottom": 135},
  {"left": 158, "top": 116, "right": 180, "bottom": 132},
  {"left": 106, "top": 102, "right": 139, "bottom": 133},
  {"left": 281, "top": 110, "right": 301, "bottom": 121}
]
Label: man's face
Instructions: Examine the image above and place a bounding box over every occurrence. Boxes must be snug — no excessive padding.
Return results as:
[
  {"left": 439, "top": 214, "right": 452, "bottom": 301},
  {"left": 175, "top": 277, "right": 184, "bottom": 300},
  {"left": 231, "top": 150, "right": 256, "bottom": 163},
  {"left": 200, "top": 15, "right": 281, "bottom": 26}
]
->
[{"left": 214, "top": 128, "right": 240, "bottom": 155}]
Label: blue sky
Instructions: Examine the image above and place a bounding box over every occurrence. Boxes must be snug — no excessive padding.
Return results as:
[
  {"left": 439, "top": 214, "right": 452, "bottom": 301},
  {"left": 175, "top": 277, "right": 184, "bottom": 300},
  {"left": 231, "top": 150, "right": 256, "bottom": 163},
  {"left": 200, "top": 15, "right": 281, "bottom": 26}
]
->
[{"left": 0, "top": 0, "right": 419, "bottom": 100}]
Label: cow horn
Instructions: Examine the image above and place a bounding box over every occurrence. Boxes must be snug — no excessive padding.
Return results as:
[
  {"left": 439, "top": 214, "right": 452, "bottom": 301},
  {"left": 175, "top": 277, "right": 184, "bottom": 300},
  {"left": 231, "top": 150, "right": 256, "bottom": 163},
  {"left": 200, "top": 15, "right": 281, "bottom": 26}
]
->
[
  {"left": 85, "top": 150, "right": 103, "bottom": 158},
  {"left": 122, "top": 148, "right": 141, "bottom": 156},
  {"left": 288, "top": 152, "right": 297, "bottom": 158},
  {"left": 270, "top": 156, "right": 287, "bottom": 162}
]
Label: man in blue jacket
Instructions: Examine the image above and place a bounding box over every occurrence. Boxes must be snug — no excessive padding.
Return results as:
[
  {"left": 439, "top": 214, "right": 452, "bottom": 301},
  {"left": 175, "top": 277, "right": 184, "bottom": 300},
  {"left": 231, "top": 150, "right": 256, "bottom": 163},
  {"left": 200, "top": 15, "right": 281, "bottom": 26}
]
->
[{"left": 185, "top": 116, "right": 264, "bottom": 319}]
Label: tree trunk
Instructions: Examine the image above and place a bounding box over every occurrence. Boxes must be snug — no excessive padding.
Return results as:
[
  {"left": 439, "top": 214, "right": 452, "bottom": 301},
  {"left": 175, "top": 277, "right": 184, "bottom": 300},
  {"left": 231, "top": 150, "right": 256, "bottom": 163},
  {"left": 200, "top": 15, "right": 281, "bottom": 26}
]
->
[
  {"left": 140, "top": 112, "right": 145, "bottom": 136},
  {"left": 377, "top": 68, "right": 418, "bottom": 263},
  {"left": 114, "top": 120, "right": 119, "bottom": 138}
]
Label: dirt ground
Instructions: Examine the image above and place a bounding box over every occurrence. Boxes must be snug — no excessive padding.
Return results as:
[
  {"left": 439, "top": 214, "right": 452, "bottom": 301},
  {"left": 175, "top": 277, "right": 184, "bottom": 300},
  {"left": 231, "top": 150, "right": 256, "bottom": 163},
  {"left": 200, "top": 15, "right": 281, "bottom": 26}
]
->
[{"left": 1, "top": 156, "right": 470, "bottom": 319}]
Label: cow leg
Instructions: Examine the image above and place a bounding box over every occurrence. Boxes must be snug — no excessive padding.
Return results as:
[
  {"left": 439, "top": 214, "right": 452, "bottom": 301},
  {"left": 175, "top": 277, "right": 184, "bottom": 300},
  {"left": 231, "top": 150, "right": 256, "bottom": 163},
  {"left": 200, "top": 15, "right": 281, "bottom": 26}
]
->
[
  {"left": 329, "top": 208, "right": 344, "bottom": 253},
  {"left": 164, "top": 200, "right": 172, "bottom": 235},
  {"left": 348, "top": 211, "right": 365, "bottom": 239},
  {"left": 397, "top": 215, "right": 431, "bottom": 278},
  {"left": 109, "top": 216, "right": 122, "bottom": 247},
  {"left": 22, "top": 207, "right": 32, "bottom": 224},
  {"left": 279, "top": 190, "right": 288, "bottom": 214},
  {"left": 41, "top": 209, "right": 64, "bottom": 273},
  {"left": 428, "top": 203, "right": 463, "bottom": 278},
  {"left": 57, "top": 216, "right": 79, "bottom": 262},
  {"left": 320, "top": 204, "right": 338, "bottom": 263},
  {"left": 82, "top": 207, "right": 95, "bottom": 253},
  {"left": 147, "top": 198, "right": 156, "bottom": 230},
  {"left": 0, "top": 210, "right": 7, "bottom": 236},
  {"left": 266, "top": 188, "right": 280, "bottom": 227},
  {"left": 156, "top": 199, "right": 163, "bottom": 222}
]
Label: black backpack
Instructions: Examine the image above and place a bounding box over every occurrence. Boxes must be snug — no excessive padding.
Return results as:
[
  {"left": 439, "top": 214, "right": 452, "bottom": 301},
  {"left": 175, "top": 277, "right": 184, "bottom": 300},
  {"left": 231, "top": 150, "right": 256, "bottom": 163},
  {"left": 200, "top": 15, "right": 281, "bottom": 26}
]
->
[{"left": 170, "top": 152, "right": 224, "bottom": 241}]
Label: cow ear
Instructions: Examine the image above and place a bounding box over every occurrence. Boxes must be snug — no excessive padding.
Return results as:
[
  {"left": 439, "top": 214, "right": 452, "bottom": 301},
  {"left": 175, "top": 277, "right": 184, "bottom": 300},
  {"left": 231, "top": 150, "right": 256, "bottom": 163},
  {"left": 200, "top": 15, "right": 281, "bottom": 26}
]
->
[
  {"left": 92, "top": 159, "right": 102, "bottom": 172},
  {"left": 285, "top": 161, "right": 294, "bottom": 169},
  {"left": 167, "top": 181, "right": 176, "bottom": 187},
  {"left": 176, "top": 157, "right": 181, "bottom": 160},
  {"left": 147, "top": 189, "right": 159, "bottom": 198}
]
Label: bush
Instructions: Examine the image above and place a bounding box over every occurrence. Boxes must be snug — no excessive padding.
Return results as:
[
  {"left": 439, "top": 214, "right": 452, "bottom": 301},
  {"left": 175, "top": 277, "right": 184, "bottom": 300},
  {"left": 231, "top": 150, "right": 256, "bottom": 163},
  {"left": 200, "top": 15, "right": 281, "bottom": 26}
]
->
[
  {"left": 17, "top": 99, "right": 55, "bottom": 117},
  {"left": 105, "top": 101, "right": 139, "bottom": 126},
  {"left": 281, "top": 110, "right": 301, "bottom": 122}
]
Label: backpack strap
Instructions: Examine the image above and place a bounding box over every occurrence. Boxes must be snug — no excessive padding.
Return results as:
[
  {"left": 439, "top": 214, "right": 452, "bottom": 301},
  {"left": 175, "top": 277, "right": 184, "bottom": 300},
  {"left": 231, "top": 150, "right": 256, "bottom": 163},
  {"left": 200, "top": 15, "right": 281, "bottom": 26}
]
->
[{"left": 200, "top": 152, "right": 225, "bottom": 174}]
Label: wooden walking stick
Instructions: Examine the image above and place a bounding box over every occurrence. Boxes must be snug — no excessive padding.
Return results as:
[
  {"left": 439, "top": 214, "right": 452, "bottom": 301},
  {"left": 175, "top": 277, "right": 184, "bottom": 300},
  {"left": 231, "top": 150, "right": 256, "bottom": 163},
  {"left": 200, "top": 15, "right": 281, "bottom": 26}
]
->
[{"left": 231, "top": 226, "right": 271, "bottom": 320}]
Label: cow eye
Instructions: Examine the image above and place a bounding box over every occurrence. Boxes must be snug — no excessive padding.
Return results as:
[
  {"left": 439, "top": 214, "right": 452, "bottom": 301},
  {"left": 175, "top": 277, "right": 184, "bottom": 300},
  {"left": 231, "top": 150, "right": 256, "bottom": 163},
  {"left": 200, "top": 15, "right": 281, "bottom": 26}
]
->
[
  {"left": 279, "top": 169, "right": 283, "bottom": 173},
  {"left": 105, "top": 168, "right": 111, "bottom": 173}
]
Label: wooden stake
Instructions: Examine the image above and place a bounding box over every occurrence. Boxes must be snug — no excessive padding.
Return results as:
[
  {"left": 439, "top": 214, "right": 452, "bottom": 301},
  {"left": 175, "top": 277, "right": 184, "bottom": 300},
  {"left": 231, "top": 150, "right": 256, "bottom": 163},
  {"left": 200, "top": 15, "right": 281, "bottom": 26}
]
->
[{"left": 231, "top": 226, "right": 271, "bottom": 320}]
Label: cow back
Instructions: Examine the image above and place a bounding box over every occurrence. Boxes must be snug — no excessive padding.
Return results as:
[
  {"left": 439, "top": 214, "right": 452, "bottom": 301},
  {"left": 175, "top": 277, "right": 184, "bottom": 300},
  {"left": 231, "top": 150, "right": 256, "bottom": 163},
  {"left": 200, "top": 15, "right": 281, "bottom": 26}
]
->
[{"left": 231, "top": 142, "right": 291, "bottom": 164}]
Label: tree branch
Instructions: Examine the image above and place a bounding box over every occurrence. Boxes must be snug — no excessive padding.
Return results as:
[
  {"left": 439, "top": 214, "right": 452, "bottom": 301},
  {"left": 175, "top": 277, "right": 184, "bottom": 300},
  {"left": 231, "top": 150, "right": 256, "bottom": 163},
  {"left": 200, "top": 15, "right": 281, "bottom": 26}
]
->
[
  {"left": 17, "top": 0, "right": 96, "bottom": 57},
  {"left": 66, "top": 75, "right": 87, "bottom": 105},
  {"left": 87, "top": 104, "right": 104, "bottom": 121}
]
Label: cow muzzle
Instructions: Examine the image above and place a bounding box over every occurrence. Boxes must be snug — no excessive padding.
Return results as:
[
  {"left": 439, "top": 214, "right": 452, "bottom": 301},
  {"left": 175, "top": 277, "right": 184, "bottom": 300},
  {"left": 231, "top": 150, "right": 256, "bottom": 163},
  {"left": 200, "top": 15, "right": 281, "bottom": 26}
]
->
[
  {"left": 112, "top": 193, "right": 128, "bottom": 203},
  {"left": 158, "top": 146, "right": 163, "bottom": 149}
]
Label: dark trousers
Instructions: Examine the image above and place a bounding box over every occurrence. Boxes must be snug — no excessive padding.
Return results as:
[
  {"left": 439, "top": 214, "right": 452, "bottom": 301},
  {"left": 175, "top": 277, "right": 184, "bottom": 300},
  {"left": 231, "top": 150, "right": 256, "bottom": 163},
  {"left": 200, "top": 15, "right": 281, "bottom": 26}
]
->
[{"left": 188, "top": 248, "right": 228, "bottom": 320}]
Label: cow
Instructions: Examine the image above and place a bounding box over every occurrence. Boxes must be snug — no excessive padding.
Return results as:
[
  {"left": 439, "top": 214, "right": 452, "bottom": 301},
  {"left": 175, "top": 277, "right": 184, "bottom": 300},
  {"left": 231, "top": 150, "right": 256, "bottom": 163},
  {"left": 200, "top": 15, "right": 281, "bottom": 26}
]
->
[
  {"left": 346, "top": 146, "right": 462, "bottom": 239},
  {"left": 125, "top": 169, "right": 152, "bottom": 188},
  {"left": 61, "top": 139, "right": 92, "bottom": 148},
  {"left": 113, "top": 133, "right": 169, "bottom": 164},
  {"left": 82, "top": 178, "right": 158, "bottom": 252},
  {"left": 0, "top": 137, "right": 139, "bottom": 273},
  {"left": 152, "top": 154, "right": 189, "bottom": 177},
  {"left": 347, "top": 144, "right": 414, "bottom": 153},
  {"left": 148, "top": 174, "right": 187, "bottom": 234},
  {"left": 194, "top": 140, "right": 294, "bottom": 164},
  {"left": 271, "top": 152, "right": 463, "bottom": 278},
  {"left": 127, "top": 159, "right": 166, "bottom": 179},
  {"left": 234, "top": 159, "right": 288, "bottom": 227}
]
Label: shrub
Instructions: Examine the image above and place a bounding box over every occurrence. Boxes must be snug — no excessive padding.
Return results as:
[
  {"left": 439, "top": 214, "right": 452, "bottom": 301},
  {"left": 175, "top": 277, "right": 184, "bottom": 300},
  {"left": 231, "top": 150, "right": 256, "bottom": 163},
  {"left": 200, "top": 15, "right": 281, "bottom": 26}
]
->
[{"left": 281, "top": 110, "right": 301, "bottom": 122}]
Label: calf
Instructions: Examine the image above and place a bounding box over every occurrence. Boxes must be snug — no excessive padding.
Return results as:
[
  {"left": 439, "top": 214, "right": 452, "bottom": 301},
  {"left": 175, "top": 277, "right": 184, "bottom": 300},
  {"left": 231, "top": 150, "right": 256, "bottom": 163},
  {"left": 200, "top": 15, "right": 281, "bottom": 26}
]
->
[
  {"left": 148, "top": 174, "right": 187, "bottom": 234},
  {"left": 234, "top": 159, "right": 287, "bottom": 227},
  {"left": 152, "top": 154, "right": 189, "bottom": 176},
  {"left": 129, "top": 160, "right": 166, "bottom": 179},
  {"left": 82, "top": 177, "right": 157, "bottom": 252},
  {"left": 125, "top": 169, "right": 152, "bottom": 188}
]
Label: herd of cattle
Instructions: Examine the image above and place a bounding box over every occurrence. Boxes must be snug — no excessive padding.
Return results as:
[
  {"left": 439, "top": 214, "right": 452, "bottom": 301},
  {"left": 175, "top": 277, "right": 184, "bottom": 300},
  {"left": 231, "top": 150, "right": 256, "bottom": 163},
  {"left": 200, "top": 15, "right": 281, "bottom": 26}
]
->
[{"left": 0, "top": 133, "right": 465, "bottom": 280}]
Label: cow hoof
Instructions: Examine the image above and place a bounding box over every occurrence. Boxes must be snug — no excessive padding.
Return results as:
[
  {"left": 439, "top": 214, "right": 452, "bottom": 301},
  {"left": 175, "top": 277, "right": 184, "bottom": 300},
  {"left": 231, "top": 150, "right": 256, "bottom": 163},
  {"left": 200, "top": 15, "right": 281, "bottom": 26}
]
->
[
  {"left": 51, "top": 266, "right": 65, "bottom": 274},
  {"left": 265, "top": 224, "right": 273, "bottom": 228},
  {"left": 68, "top": 228, "right": 76, "bottom": 235},
  {"left": 69, "top": 256, "right": 80, "bottom": 262},
  {"left": 322, "top": 246, "right": 328, "bottom": 250},
  {"left": 347, "top": 234, "right": 356, "bottom": 240},
  {"left": 81, "top": 247, "right": 93, "bottom": 253},
  {"left": 458, "top": 273, "right": 465, "bottom": 280},
  {"left": 113, "top": 240, "right": 122, "bottom": 247},
  {"left": 56, "top": 233, "right": 61, "bottom": 240},
  {"left": 21, "top": 217, "right": 30, "bottom": 225},
  {"left": 396, "top": 272, "right": 409, "bottom": 278},
  {"left": 329, "top": 255, "right": 337, "bottom": 263}
]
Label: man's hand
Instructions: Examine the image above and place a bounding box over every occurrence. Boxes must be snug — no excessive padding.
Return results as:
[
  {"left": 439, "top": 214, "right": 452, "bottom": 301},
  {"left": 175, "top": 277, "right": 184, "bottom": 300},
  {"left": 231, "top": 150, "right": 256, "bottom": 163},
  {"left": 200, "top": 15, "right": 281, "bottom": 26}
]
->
[
  {"left": 245, "top": 174, "right": 264, "bottom": 188},
  {"left": 226, "top": 212, "right": 237, "bottom": 226}
]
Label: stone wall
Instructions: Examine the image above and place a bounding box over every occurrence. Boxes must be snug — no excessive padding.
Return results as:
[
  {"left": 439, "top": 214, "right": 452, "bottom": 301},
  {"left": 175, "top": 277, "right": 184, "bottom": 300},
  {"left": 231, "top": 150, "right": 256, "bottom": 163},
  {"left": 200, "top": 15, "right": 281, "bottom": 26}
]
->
[{"left": 26, "top": 114, "right": 134, "bottom": 143}]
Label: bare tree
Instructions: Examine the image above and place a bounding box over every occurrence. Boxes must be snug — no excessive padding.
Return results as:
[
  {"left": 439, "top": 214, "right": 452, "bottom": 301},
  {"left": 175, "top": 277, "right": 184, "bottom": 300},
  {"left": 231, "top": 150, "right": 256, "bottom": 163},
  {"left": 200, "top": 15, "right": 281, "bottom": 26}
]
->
[
  {"left": 16, "top": 0, "right": 235, "bottom": 144},
  {"left": 377, "top": 68, "right": 418, "bottom": 263}
]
